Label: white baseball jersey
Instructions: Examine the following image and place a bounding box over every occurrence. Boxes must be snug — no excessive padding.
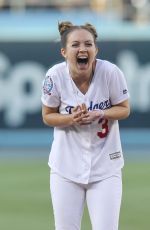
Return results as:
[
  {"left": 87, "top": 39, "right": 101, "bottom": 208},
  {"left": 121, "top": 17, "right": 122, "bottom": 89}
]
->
[{"left": 41, "top": 59, "right": 129, "bottom": 184}]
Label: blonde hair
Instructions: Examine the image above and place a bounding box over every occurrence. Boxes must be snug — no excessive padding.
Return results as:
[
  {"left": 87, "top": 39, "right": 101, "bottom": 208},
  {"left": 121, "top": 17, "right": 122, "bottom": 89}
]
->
[{"left": 58, "top": 21, "right": 98, "bottom": 48}]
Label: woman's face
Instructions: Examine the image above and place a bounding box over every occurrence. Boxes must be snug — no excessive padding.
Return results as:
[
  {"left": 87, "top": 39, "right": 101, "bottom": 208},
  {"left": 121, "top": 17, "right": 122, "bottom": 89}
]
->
[{"left": 61, "top": 29, "right": 98, "bottom": 76}]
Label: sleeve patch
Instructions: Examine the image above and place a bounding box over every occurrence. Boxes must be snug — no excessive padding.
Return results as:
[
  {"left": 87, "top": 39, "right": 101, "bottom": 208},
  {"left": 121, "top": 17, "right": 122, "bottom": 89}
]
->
[
  {"left": 123, "top": 89, "right": 128, "bottom": 94},
  {"left": 43, "top": 76, "right": 53, "bottom": 95}
]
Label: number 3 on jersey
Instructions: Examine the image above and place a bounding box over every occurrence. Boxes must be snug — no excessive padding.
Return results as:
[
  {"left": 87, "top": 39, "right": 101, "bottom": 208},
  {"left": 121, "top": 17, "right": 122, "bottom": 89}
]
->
[{"left": 97, "top": 118, "right": 109, "bottom": 138}]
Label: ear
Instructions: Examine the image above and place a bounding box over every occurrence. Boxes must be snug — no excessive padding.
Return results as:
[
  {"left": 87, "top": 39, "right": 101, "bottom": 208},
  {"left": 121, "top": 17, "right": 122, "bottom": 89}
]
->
[{"left": 61, "top": 48, "right": 67, "bottom": 58}]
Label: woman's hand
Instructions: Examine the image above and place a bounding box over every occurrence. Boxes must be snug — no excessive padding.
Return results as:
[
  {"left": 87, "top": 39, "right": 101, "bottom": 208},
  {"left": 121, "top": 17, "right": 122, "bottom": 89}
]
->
[
  {"left": 71, "top": 104, "right": 91, "bottom": 125},
  {"left": 81, "top": 109, "right": 104, "bottom": 124},
  {"left": 71, "top": 104, "right": 104, "bottom": 125}
]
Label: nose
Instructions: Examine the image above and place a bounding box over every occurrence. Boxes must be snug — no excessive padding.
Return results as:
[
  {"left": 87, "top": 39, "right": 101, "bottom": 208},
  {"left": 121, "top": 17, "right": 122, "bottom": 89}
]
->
[{"left": 79, "top": 45, "right": 87, "bottom": 52}]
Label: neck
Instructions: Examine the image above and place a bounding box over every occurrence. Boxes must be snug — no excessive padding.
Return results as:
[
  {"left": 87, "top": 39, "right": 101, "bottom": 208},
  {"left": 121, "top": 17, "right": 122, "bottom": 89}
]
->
[
  {"left": 71, "top": 65, "right": 95, "bottom": 83},
  {"left": 73, "top": 72, "right": 92, "bottom": 84},
  {"left": 69, "top": 69, "right": 94, "bottom": 95}
]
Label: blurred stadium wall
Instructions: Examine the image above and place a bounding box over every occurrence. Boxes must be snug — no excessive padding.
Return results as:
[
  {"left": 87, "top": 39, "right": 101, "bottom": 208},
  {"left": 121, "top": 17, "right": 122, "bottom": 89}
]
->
[{"left": 0, "top": 0, "right": 150, "bottom": 151}]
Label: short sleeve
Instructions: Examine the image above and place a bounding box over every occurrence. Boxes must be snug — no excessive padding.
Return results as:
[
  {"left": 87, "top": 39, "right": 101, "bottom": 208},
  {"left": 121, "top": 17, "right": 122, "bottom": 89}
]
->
[
  {"left": 109, "top": 66, "right": 129, "bottom": 105},
  {"left": 41, "top": 74, "right": 60, "bottom": 108}
]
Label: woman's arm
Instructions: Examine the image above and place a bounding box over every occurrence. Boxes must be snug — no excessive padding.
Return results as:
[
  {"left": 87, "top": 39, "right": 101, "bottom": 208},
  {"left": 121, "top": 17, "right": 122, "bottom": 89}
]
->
[
  {"left": 42, "top": 104, "right": 89, "bottom": 128},
  {"left": 42, "top": 99, "right": 130, "bottom": 127},
  {"left": 103, "top": 99, "right": 130, "bottom": 120},
  {"left": 81, "top": 99, "right": 130, "bottom": 124}
]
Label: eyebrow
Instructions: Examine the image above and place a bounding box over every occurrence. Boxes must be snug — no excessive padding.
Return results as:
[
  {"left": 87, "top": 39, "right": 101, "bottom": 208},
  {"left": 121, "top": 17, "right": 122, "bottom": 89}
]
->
[{"left": 71, "top": 40, "right": 93, "bottom": 43}]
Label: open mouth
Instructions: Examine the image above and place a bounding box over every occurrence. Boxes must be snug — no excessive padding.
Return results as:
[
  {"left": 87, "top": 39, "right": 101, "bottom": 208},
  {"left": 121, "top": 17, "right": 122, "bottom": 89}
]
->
[{"left": 77, "top": 57, "right": 88, "bottom": 65}]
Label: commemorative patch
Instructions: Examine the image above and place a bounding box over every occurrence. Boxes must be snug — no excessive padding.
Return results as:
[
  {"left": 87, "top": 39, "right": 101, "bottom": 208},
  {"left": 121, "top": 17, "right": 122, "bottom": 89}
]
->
[
  {"left": 109, "top": 151, "right": 121, "bottom": 160},
  {"left": 43, "top": 76, "right": 53, "bottom": 95}
]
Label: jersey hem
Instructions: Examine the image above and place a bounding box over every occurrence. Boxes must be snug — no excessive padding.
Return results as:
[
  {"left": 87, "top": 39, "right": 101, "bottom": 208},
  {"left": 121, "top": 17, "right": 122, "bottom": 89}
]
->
[{"left": 48, "top": 162, "right": 123, "bottom": 185}]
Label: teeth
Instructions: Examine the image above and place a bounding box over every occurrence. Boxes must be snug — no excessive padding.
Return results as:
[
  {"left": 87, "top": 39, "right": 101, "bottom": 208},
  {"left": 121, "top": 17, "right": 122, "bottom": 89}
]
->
[{"left": 78, "top": 56, "right": 87, "bottom": 59}]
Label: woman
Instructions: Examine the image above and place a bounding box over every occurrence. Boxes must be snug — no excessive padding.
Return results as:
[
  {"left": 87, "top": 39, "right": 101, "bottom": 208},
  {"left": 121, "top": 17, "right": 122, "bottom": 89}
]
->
[{"left": 41, "top": 21, "right": 130, "bottom": 230}]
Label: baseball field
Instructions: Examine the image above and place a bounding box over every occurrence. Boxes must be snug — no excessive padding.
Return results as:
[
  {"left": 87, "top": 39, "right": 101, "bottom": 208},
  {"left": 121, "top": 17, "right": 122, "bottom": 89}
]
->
[{"left": 0, "top": 150, "right": 150, "bottom": 230}]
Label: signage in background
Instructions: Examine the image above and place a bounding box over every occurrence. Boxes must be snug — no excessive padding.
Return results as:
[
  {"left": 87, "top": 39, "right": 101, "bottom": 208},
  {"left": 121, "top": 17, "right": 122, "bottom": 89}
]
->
[{"left": 0, "top": 41, "right": 150, "bottom": 129}]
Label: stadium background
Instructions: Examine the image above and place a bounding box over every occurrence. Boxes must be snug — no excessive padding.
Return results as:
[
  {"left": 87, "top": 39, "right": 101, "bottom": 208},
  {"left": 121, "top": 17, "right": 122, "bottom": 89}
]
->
[{"left": 0, "top": 0, "right": 150, "bottom": 229}]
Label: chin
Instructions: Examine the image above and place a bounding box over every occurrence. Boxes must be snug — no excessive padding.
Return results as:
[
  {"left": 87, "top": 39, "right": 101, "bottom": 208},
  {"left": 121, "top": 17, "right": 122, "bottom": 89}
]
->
[{"left": 77, "top": 64, "right": 89, "bottom": 71}]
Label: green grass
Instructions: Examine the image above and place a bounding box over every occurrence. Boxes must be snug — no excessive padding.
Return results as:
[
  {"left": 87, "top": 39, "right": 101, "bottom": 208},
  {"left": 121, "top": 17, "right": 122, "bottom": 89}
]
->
[{"left": 0, "top": 157, "right": 150, "bottom": 230}]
